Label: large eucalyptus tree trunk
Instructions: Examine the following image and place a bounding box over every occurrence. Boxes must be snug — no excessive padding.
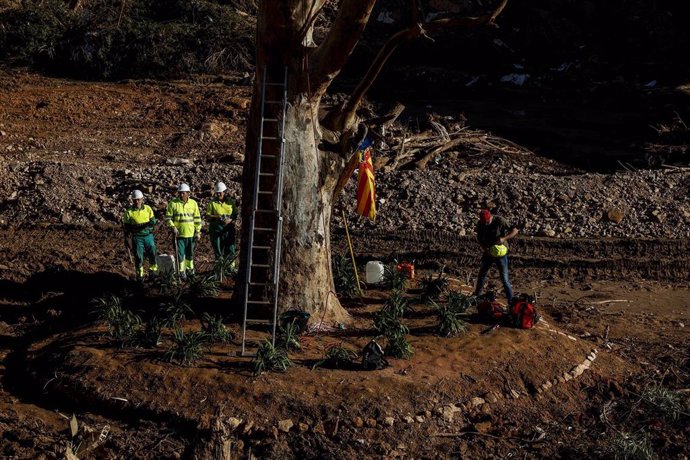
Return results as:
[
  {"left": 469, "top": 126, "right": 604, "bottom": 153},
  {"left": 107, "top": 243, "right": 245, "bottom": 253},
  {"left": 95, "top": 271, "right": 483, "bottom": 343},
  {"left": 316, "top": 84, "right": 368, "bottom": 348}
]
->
[
  {"left": 237, "top": 0, "right": 508, "bottom": 324},
  {"left": 238, "top": 1, "right": 376, "bottom": 324}
]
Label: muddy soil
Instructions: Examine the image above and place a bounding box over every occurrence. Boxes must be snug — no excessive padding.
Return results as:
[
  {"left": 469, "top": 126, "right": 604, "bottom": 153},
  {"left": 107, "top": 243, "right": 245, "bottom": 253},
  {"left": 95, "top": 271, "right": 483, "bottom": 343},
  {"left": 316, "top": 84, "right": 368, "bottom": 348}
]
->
[{"left": 0, "top": 70, "right": 689, "bottom": 459}]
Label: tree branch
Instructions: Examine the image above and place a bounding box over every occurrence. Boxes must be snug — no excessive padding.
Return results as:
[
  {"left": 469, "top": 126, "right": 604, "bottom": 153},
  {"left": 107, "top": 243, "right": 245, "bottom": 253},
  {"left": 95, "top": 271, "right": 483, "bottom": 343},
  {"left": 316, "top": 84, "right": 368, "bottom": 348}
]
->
[
  {"left": 298, "top": 0, "right": 329, "bottom": 47},
  {"left": 308, "top": 0, "right": 379, "bottom": 97},
  {"left": 332, "top": 0, "right": 510, "bottom": 132}
]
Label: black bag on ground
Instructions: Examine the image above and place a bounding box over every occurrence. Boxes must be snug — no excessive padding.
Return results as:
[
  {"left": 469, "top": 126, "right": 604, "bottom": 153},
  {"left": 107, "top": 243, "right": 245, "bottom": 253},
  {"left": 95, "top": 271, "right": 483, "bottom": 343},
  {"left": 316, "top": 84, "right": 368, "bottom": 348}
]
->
[
  {"left": 361, "top": 339, "right": 389, "bottom": 370},
  {"left": 278, "top": 310, "right": 310, "bottom": 334}
]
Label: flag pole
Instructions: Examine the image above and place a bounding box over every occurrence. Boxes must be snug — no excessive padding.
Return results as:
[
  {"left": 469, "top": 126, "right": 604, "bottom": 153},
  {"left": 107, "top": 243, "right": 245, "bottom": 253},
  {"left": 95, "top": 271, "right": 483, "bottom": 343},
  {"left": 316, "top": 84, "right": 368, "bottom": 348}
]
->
[{"left": 342, "top": 209, "right": 363, "bottom": 296}]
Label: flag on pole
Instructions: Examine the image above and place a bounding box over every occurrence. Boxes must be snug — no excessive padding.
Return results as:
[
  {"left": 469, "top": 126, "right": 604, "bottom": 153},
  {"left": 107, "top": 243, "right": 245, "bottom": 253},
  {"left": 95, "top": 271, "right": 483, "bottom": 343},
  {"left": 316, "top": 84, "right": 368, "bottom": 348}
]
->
[{"left": 355, "top": 137, "right": 376, "bottom": 221}]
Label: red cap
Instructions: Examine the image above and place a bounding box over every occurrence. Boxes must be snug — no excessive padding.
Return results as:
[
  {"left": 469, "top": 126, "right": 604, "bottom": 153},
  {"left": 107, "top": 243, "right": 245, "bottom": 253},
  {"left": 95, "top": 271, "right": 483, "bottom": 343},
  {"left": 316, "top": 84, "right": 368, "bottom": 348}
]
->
[{"left": 479, "top": 209, "right": 491, "bottom": 223}]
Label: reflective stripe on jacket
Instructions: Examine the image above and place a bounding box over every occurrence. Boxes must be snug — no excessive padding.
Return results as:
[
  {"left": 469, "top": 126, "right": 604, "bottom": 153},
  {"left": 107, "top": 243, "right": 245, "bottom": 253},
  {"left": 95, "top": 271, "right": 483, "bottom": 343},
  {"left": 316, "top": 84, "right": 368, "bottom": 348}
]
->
[
  {"left": 123, "top": 204, "right": 157, "bottom": 236},
  {"left": 165, "top": 198, "right": 201, "bottom": 238}
]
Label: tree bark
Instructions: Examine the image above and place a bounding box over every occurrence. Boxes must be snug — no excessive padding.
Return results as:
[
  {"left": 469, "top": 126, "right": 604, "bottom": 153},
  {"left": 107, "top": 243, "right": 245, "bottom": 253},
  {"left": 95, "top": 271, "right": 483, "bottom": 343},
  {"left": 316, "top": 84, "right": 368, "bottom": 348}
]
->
[{"left": 239, "top": 2, "right": 351, "bottom": 324}]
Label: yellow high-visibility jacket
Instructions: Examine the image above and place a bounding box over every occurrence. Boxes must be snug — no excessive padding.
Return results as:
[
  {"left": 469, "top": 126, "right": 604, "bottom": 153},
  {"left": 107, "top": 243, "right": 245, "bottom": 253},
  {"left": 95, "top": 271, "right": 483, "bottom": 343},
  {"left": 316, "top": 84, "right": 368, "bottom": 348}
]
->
[
  {"left": 123, "top": 204, "right": 157, "bottom": 236},
  {"left": 165, "top": 198, "right": 201, "bottom": 238},
  {"left": 206, "top": 197, "right": 237, "bottom": 233}
]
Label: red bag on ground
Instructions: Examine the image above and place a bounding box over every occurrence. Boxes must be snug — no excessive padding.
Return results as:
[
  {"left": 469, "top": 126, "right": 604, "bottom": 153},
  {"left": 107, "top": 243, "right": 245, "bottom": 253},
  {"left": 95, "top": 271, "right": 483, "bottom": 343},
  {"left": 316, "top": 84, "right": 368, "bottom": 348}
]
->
[
  {"left": 510, "top": 295, "right": 539, "bottom": 329},
  {"left": 477, "top": 300, "right": 506, "bottom": 323}
]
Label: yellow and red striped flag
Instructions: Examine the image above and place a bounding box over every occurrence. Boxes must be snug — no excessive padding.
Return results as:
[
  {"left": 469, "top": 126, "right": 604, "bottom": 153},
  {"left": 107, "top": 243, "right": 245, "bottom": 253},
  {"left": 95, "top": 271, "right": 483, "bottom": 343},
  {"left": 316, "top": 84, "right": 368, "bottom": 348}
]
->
[{"left": 355, "top": 138, "right": 376, "bottom": 221}]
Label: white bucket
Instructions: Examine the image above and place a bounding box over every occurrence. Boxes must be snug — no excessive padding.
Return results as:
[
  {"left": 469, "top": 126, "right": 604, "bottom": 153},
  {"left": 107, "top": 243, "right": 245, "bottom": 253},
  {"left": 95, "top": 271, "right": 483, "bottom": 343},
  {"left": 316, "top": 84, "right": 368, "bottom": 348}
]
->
[
  {"left": 156, "top": 254, "right": 176, "bottom": 276},
  {"left": 365, "top": 261, "right": 385, "bottom": 284}
]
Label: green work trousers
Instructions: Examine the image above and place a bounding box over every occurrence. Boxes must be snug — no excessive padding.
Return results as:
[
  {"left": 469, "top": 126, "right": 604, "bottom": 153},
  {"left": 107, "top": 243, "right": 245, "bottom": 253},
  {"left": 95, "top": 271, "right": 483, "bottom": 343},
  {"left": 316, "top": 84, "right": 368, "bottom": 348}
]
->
[
  {"left": 209, "top": 225, "right": 236, "bottom": 261},
  {"left": 176, "top": 237, "right": 196, "bottom": 273},
  {"left": 132, "top": 234, "right": 157, "bottom": 278}
]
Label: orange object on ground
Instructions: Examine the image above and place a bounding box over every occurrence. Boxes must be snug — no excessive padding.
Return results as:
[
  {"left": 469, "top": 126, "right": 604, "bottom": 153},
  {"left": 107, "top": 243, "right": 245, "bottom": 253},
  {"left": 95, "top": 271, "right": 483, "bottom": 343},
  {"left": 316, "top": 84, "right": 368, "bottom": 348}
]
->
[{"left": 396, "top": 263, "right": 415, "bottom": 279}]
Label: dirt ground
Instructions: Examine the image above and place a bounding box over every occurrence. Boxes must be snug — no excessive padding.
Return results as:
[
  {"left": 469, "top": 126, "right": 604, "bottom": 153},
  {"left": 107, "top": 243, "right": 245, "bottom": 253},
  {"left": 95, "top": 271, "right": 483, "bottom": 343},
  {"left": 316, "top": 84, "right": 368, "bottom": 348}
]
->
[{"left": 1, "top": 70, "right": 689, "bottom": 459}]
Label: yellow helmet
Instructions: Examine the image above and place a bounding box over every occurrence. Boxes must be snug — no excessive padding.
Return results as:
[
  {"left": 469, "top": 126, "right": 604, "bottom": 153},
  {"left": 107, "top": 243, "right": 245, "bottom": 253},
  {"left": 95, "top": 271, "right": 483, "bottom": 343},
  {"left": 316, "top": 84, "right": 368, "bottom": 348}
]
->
[{"left": 490, "top": 244, "right": 508, "bottom": 257}]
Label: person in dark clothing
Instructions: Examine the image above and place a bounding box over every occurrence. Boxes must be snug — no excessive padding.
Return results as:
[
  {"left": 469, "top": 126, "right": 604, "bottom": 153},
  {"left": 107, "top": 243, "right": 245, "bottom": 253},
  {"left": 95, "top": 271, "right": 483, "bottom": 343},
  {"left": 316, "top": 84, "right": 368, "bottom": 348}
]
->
[{"left": 473, "top": 209, "right": 519, "bottom": 304}]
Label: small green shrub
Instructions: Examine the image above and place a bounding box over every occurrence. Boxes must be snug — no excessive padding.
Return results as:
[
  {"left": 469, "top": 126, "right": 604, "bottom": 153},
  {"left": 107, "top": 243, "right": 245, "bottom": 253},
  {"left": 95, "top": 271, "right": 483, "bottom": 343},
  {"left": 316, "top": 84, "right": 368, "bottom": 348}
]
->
[
  {"left": 313, "top": 343, "right": 358, "bottom": 369},
  {"left": 253, "top": 339, "right": 292, "bottom": 376},
  {"left": 420, "top": 272, "right": 449, "bottom": 303},
  {"left": 432, "top": 300, "right": 467, "bottom": 337},
  {"left": 641, "top": 385, "right": 688, "bottom": 422},
  {"left": 201, "top": 313, "right": 232, "bottom": 344},
  {"left": 92, "top": 294, "right": 141, "bottom": 347},
  {"left": 165, "top": 327, "right": 208, "bottom": 365},
  {"left": 333, "top": 254, "right": 362, "bottom": 298},
  {"left": 139, "top": 316, "right": 163, "bottom": 348},
  {"left": 384, "top": 327, "right": 413, "bottom": 359},
  {"left": 383, "top": 264, "right": 407, "bottom": 291},
  {"left": 277, "top": 320, "right": 302, "bottom": 352},
  {"left": 373, "top": 290, "right": 409, "bottom": 334},
  {"left": 611, "top": 432, "right": 653, "bottom": 460},
  {"left": 447, "top": 290, "right": 475, "bottom": 313},
  {"left": 214, "top": 253, "right": 238, "bottom": 280},
  {"left": 160, "top": 294, "right": 193, "bottom": 328},
  {"left": 188, "top": 274, "right": 221, "bottom": 298},
  {"left": 157, "top": 270, "right": 180, "bottom": 296}
]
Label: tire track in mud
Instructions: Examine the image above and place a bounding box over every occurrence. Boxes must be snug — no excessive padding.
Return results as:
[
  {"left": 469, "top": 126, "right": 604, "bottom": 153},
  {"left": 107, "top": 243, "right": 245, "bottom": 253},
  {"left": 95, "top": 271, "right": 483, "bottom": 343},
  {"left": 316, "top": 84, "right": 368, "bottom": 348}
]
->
[{"left": 333, "top": 230, "right": 690, "bottom": 282}]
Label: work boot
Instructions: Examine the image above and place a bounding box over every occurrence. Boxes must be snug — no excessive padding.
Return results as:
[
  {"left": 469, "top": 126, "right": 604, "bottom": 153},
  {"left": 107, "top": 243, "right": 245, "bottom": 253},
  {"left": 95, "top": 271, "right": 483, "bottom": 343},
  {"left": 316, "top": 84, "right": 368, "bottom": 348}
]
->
[{"left": 178, "top": 271, "right": 187, "bottom": 281}]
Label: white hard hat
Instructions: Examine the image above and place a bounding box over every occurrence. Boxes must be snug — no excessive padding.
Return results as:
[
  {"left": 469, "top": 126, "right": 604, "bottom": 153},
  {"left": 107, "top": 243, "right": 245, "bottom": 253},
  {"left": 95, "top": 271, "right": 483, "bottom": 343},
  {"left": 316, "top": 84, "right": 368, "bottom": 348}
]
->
[
  {"left": 215, "top": 181, "right": 227, "bottom": 193},
  {"left": 177, "top": 183, "right": 191, "bottom": 192},
  {"left": 131, "top": 189, "right": 144, "bottom": 200}
]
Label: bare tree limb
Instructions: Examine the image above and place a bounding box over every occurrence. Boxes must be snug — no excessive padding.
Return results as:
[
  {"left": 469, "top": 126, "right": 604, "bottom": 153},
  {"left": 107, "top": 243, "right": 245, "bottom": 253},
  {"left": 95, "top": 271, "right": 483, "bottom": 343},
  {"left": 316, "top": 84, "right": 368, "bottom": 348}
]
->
[
  {"left": 309, "top": 0, "right": 379, "bottom": 97},
  {"left": 331, "top": 0, "right": 510, "bottom": 132},
  {"left": 298, "top": 0, "right": 329, "bottom": 47},
  {"left": 415, "top": 137, "right": 464, "bottom": 170}
]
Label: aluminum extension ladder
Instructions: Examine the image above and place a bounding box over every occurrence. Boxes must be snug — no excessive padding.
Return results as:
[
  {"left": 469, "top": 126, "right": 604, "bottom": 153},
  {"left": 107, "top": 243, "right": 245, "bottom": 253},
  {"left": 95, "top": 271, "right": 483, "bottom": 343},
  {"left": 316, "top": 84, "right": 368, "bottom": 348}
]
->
[{"left": 240, "top": 66, "right": 288, "bottom": 356}]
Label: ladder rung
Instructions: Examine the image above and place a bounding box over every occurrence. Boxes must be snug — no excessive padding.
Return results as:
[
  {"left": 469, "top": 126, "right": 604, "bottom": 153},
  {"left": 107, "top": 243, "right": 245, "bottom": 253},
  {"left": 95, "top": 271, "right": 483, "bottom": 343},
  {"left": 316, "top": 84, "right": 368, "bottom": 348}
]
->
[
  {"left": 246, "top": 319, "right": 272, "bottom": 325},
  {"left": 261, "top": 154, "right": 277, "bottom": 158},
  {"left": 265, "top": 100, "right": 282, "bottom": 104},
  {"left": 252, "top": 245, "right": 271, "bottom": 249},
  {"left": 258, "top": 191, "right": 273, "bottom": 195},
  {"left": 247, "top": 300, "right": 272, "bottom": 304},
  {"left": 259, "top": 172, "right": 276, "bottom": 177},
  {"left": 262, "top": 136, "right": 283, "bottom": 140},
  {"left": 253, "top": 227, "right": 274, "bottom": 231},
  {"left": 254, "top": 209, "right": 276, "bottom": 213},
  {"left": 263, "top": 118, "right": 279, "bottom": 122},
  {"left": 249, "top": 282, "right": 272, "bottom": 286},
  {"left": 251, "top": 264, "right": 271, "bottom": 268}
]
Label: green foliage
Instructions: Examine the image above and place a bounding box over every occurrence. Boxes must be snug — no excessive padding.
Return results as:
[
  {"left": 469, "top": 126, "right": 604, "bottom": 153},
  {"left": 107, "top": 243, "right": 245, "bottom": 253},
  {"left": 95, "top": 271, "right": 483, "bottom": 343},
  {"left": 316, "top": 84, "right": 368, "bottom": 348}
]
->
[
  {"left": 333, "top": 254, "right": 361, "bottom": 298},
  {"left": 201, "top": 313, "right": 232, "bottom": 344},
  {"left": 160, "top": 294, "right": 193, "bottom": 328},
  {"left": 383, "top": 264, "right": 407, "bottom": 291},
  {"left": 313, "top": 343, "right": 358, "bottom": 370},
  {"left": 92, "top": 294, "right": 141, "bottom": 347},
  {"left": 420, "top": 272, "right": 449, "bottom": 303},
  {"left": 0, "top": 0, "right": 255, "bottom": 79},
  {"left": 611, "top": 432, "right": 653, "bottom": 460},
  {"left": 277, "top": 320, "right": 302, "bottom": 352},
  {"left": 384, "top": 326, "right": 413, "bottom": 359},
  {"left": 447, "top": 290, "right": 475, "bottom": 313},
  {"left": 188, "top": 274, "right": 221, "bottom": 298},
  {"left": 253, "top": 339, "right": 292, "bottom": 376},
  {"left": 139, "top": 316, "right": 163, "bottom": 348},
  {"left": 157, "top": 270, "right": 180, "bottom": 296},
  {"left": 431, "top": 300, "right": 467, "bottom": 337},
  {"left": 640, "top": 385, "right": 688, "bottom": 422},
  {"left": 165, "top": 327, "right": 208, "bottom": 365},
  {"left": 214, "top": 253, "right": 238, "bottom": 280},
  {"left": 373, "top": 290, "right": 409, "bottom": 334}
]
